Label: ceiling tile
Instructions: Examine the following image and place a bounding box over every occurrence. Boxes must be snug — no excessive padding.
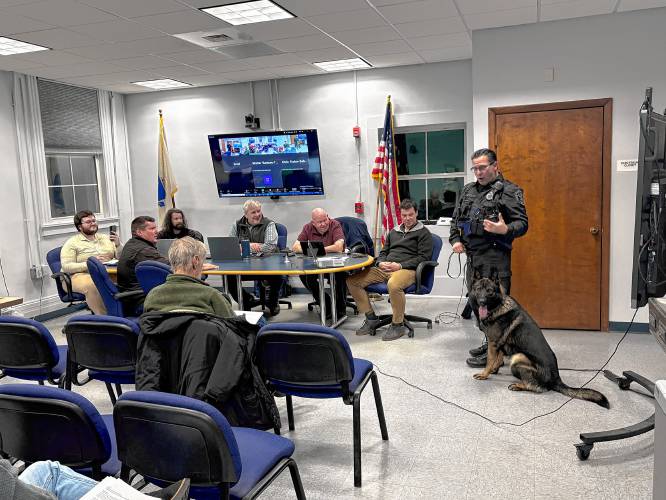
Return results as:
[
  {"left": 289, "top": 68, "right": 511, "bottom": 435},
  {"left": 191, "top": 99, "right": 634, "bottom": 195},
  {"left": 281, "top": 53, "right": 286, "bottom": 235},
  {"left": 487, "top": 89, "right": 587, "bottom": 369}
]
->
[
  {"left": 270, "top": 64, "right": 325, "bottom": 77},
  {"left": 0, "top": 0, "right": 45, "bottom": 6},
  {"left": 365, "top": 51, "right": 423, "bottom": 67},
  {"left": 65, "top": 36, "right": 197, "bottom": 60},
  {"left": 154, "top": 65, "right": 211, "bottom": 78},
  {"left": 540, "top": 0, "right": 616, "bottom": 21},
  {"left": 617, "top": 0, "right": 666, "bottom": 11},
  {"left": 0, "top": 11, "right": 54, "bottom": 34},
  {"left": 26, "top": 61, "right": 127, "bottom": 78},
  {"left": 95, "top": 82, "right": 151, "bottom": 93},
  {"left": 393, "top": 16, "right": 467, "bottom": 38},
  {"left": 331, "top": 26, "right": 401, "bottom": 45},
  {"left": 78, "top": 0, "right": 189, "bottom": 18},
  {"left": 464, "top": 6, "right": 537, "bottom": 30},
  {"left": 109, "top": 55, "right": 184, "bottom": 70},
  {"left": 457, "top": 0, "right": 534, "bottom": 15},
  {"left": 0, "top": 56, "right": 45, "bottom": 71},
  {"left": 11, "top": 50, "right": 91, "bottom": 66},
  {"left": 242, "top": 53, "right": 306, "bottom": 68},
  {"left": 293, "top": 46, "right": 357, "bottom": 63},
  {"left": 266, "top": 33, "right": 340, "bottom": 52},
  {"left": 219, "top": 68, "right": 280, "bottom": 82},
  {"left": 306, "top": 8, "right": 387, "bottom": 32},
  {"left": 193, "top": 59, "right": 254, "bottom": 73},
  {"left": 176, "top": 73, "right": 236, "bottom": 86},
  {"left": 134, "top": 9, "right": 226, "bottom": 35},
  {"left": 10, "top": 28, "right": 102, "bottom": 50},
  {"left": 276, "top": 0, "right": 369, "bottom": 17},
  {"left": 378, "top": 0, "right": 458, "bottom": 23},
  {"left": 233, "top": 19, "right": 319, "bottom": 42},
  {"left": 68, "top": 20, "right": 164, "bottom": 43},
  {"left": 6, "top": 0, "right": 118, "bottom": 27},
  {"left": 406, "top": 32, "right": 470, "bottom": 50},
  {"left": 418, "top": 45, "right": 472, "bottom": 62},
  {"left": 67, "top": 69, "right": 164, "bottom": 85},
  {"left": 158, "top": 49, "right": 234, "bottom": 65},
  {"left": 368, "top": 0, "right": 423, "bottom": 5},
  {"left": 350, "top": 39, "right": 413, "bottom": 56}
]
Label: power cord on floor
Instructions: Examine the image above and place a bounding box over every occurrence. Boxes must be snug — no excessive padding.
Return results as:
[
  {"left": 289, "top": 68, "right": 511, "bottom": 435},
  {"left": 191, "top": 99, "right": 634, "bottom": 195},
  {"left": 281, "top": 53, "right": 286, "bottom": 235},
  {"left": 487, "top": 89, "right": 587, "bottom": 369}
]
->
[
  {"left": 434, "top": 253, "right": 467, "bottom": 325},
  {"left": 374, "top": 308, "right": 639, "bottom": 427}
]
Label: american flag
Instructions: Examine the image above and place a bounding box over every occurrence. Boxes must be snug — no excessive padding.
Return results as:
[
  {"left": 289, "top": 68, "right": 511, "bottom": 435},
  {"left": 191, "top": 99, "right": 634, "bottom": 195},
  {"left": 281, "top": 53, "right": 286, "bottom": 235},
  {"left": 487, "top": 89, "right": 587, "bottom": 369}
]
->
[{"left": 372, "top": 96, "right": 401, "bottom": 245}]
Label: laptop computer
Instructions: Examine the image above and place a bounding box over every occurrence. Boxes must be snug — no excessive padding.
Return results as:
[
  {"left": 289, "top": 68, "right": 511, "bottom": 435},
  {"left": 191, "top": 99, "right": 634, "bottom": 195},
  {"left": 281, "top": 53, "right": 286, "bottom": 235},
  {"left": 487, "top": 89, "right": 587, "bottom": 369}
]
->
[
  {"left": 208, "top": 236, "right": 242, "bottom": 261},
  {"left": 156, "top": 238, "right": 175, "bottom": 258},
  {"left": 299, "top": 240, "right": 326, "bottom": 257}
]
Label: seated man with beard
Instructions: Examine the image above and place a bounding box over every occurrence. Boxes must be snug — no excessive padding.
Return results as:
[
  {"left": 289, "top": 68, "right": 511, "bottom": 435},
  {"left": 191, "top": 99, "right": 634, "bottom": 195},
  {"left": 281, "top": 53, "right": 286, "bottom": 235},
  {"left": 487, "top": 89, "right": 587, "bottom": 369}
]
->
[{"left": 157, "top": 208, "right": 204, "bottom": 242}]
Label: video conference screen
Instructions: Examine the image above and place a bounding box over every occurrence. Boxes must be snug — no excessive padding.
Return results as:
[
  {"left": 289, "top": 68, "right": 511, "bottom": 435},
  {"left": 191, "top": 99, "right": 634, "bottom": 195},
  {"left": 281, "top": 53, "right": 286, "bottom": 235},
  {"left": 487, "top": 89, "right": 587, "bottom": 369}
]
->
[{"left": 208, "top": 129, "right": 324, "bottom": 197}]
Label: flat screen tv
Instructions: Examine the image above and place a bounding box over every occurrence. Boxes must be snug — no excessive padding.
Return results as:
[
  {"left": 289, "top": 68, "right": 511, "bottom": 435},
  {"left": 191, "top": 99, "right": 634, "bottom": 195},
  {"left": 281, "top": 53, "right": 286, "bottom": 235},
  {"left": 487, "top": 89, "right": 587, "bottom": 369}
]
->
[
  {"left": 208, "top": 129, "right": 324, "bottom": 198},
  {"left": 631, "top": 88, "right": 666, "bottom": 308}
]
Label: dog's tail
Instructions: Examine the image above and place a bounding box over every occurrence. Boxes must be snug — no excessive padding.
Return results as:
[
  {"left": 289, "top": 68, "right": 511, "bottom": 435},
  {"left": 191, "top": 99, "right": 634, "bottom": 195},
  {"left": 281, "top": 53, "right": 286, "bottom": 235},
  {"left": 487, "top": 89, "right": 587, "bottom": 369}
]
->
[{"left": 553, "top": 380, "right": 610, "bottom": 409}]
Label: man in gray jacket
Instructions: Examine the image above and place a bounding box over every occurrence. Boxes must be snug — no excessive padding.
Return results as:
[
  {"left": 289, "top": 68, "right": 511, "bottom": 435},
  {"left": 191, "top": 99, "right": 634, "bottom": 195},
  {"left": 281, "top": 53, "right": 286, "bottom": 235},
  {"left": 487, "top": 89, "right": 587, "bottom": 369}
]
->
[{"left": 347, "top": 199, "right": 433, "bottom": 341}]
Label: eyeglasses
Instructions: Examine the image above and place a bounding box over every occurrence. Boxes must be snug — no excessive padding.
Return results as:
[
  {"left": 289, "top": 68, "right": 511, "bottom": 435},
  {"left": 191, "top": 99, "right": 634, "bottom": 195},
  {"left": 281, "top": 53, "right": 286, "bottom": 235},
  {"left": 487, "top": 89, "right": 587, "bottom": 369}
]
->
[
  {"left": 81, "top": 219, "right": 97, "bottom": 225},
  {"left": 470, "top": 162, "right": 495, "bottom": 173}
]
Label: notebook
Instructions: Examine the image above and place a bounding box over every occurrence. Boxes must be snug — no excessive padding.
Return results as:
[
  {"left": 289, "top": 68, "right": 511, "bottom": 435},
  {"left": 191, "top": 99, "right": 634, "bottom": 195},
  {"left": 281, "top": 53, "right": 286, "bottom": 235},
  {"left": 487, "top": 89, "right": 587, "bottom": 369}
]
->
[{"left": 208, "top": 236, "right": 242, "bottom": 261}]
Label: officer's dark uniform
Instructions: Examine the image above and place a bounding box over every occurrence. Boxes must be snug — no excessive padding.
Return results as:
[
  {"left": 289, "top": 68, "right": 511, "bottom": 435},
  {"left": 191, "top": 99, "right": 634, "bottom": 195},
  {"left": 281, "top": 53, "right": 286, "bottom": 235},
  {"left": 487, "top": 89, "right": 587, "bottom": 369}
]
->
[{"left": 449, "top": 173, "right": 528, "bottom": 295}]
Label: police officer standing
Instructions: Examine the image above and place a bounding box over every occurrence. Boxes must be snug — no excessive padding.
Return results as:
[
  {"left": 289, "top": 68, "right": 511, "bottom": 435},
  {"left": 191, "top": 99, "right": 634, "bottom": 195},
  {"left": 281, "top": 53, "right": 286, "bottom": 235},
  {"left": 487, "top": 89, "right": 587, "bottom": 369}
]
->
[{"left": 450, "top": 148, "right": 528, "bottom": 367}]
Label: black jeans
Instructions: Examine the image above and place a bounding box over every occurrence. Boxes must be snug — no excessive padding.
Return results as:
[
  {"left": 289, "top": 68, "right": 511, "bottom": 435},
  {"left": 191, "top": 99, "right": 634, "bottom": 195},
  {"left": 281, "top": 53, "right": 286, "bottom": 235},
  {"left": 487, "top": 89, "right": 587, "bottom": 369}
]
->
[
  {"left": 466, "top": 247, "right": 512, "bottom": 295},
  {"left": 227, "top": 275, "right": 283, "bottom": 309},
  {"left": 300, "top": 274, "right": 347, "bottom": 317}
]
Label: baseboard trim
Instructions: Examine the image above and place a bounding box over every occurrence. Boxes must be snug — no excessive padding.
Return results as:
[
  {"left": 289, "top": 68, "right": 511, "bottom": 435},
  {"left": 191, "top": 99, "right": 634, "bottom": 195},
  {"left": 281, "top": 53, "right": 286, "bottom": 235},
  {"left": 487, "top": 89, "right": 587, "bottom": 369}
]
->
[{"left": 609, "top": 321, "right": 649, "bottom": 333}]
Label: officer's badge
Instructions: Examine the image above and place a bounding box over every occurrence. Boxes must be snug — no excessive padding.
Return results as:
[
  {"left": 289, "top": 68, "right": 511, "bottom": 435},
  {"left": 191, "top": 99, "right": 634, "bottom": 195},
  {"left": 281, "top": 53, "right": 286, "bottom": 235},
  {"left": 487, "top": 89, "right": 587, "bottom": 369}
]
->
[
  {"left": 515, "top": 190, "right": 525, "bottom": 205},
  {"left": 486, "top": 192, "right": 493, "bottom": 200}
]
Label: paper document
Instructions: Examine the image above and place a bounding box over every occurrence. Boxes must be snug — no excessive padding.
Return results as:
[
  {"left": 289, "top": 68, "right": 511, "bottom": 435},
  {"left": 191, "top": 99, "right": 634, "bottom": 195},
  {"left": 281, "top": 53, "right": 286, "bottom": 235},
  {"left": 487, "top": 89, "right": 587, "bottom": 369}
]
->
[
  {"left": 104, "top": 259, "right": 119, "bottom": 266},
  {"left": 233, "top": 310, "right": 264, "bottom": 325},
  {"left": 80, "top": 476, "right": 155, "bottom": 500}
]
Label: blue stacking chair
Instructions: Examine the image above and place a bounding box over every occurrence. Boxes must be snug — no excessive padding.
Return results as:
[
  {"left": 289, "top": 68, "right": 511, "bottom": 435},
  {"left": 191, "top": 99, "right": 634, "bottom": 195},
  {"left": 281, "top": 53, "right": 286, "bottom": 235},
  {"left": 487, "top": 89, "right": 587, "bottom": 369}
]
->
[
  {"left": 136, "top": 260, "right": 172, "bottom": 295},
  {"left": 366, "top": 233, "right": 443, "bottom": 338},
  {"left": 114, "top": 391, "right": 306, "bottom": 500},
  {"left": 0, "top": 316, "right": 67, "bottom": 386},
  {"left": 256, "top": 323, "right": 389, "bottom": 487},
  {"left": 87, "top": 257, "right": 143, "bottom": 318},
  {"left": 0, "top": 384, "right": 119, "bottom": 480},
  {"left": 46, "top": 246, "right": 87, "bottom": 308},
  {"left": 64, "top": 315, "right": 139, "bottom": 404}
]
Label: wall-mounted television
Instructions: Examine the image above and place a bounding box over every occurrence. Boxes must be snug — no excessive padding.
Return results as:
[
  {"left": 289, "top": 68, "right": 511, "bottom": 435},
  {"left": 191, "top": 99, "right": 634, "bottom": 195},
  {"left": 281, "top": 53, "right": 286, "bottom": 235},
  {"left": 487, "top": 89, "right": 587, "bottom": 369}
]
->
[{"left": 208, "top": 129, "right": 324, "bottom": 198}]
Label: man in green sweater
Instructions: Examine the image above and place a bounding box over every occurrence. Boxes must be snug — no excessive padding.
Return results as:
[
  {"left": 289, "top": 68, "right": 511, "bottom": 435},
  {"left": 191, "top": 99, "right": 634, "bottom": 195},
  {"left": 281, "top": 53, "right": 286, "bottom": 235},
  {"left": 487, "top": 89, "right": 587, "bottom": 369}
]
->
[{"left": 144, "top": 237, "right": 233, "bottom": 317}]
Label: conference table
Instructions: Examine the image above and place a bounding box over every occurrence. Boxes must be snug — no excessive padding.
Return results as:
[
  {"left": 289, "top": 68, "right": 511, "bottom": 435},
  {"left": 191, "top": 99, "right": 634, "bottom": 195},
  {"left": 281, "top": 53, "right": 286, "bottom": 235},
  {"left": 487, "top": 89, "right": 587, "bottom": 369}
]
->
[{"left": 204, "top": 253, "right": 374, "bottom": 327}]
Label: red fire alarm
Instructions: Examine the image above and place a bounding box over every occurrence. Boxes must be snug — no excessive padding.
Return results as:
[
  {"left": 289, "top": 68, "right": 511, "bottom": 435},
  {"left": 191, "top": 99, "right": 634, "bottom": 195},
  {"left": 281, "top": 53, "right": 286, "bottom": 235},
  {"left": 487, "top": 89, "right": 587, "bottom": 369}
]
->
[
  {"left": 354, "top": 201, "right": 364, "bottom": 214},
  {"left": 353, "top": 125, "right": 361, "bottom": 138}
]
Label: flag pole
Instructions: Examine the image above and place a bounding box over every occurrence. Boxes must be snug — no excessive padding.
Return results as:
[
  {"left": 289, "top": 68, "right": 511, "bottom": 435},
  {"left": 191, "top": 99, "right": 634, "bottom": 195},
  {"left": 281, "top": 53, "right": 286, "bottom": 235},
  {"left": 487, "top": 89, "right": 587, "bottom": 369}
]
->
[{"left": 371, "top": 94, "right": 391, "bottom": 255}]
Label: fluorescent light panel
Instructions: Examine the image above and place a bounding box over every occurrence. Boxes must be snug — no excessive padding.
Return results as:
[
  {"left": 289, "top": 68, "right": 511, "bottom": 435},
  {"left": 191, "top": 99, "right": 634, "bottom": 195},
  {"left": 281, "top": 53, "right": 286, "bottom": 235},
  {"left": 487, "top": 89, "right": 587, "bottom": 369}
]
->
[
  {"left": 0, "top": 36, "right": 49, "bottom": 55},
  {"left": 131, "top": 79, "right": 192, "bottom": 90},
  {"left": 314, "top": 58, "right": 371, "bottom": 72},
  {"left": 202, "top": 0, "right": 293, "bottom": 25}
]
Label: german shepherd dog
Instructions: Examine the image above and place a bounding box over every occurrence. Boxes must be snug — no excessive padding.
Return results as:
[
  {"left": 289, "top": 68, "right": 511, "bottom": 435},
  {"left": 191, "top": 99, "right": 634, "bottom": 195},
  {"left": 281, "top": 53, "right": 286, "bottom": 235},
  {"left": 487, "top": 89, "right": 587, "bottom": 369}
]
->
[{"left": 469, "top": 275, "right": 610, "bottom": 408}]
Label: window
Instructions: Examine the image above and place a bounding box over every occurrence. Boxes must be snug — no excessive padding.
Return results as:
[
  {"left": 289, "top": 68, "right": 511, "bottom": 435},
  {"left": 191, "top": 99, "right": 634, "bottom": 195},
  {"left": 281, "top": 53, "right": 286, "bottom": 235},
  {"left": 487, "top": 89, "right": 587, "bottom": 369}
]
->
[
  {"left": 46, "top": 154, "right": 102, "bottom": 217},
  {"left": 394, "top": 127, "right": 465, "bottom": 221}
]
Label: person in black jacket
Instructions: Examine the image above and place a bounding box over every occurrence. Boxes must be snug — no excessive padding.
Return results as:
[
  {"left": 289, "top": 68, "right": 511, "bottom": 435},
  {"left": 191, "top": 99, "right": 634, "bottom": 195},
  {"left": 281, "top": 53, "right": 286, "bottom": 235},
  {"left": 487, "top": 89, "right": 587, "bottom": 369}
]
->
[
  {"left": 347, "top": 199, "right": 433, "bottom": 341},
  {"left": 136, "top": 311, "right": 280, "bottom": 431},
  {"left": 449, "top": 148, "right": 528, "bottom": 367},
  {"left": 158, "top": 208, "right": 204, "bottom": 242}
]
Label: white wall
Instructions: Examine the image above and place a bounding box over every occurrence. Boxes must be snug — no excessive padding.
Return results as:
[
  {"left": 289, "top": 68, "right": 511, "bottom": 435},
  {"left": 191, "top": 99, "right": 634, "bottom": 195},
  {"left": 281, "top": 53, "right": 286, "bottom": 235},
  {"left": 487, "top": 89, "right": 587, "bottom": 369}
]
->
[
  {"left": 472, "top": 7, "right": 666, "bottom": 323},
  {"left": 124, "top": 60, "right": 473, "bottom": 251}
]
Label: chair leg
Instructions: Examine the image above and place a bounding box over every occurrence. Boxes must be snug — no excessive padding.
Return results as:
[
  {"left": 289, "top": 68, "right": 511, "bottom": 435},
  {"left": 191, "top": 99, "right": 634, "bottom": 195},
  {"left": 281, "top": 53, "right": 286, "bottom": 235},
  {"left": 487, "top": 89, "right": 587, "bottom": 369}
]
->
[
  {"left": 370, "top": 371, "right": 389, "bottom": 441},
  {"left": 353, "top": 393, "right": 362, "bottom": 487},
  {"left": 120, "top": 464, "right": 131, "bottom": 482},
  {"left": 105, "top": 383, "right": 117, "bottom": 405},
  {"left": 287, "top": 458, "right": 307, "bottom": 500},
  {"left": 115, "top": 383, "right": 123, "bottom": 397},
  {"left": 38, "top": 380, "right": 44, "bottom": 386},
  {"left": 286, "top": 395, "right": 295, "bottom": 431}
]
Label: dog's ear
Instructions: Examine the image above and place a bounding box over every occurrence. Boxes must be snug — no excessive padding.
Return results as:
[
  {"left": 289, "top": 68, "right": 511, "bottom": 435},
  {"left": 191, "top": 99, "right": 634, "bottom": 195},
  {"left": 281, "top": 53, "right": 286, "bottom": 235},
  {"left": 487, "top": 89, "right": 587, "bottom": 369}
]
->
[
  {"left": 473, "top": 267, "right": 482, "bottom": 281},
  {"left": 498, "top": 281, "right": 507, "bottom": 295},
  {"left": 489, "top": 267, "right": 500, "bottom": 283}
]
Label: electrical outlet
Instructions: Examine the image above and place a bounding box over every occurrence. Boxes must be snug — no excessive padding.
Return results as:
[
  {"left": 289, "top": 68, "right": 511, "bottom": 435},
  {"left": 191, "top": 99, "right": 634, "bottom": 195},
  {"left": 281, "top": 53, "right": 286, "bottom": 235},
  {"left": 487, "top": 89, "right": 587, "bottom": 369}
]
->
[{"left": 29, "top": 265, "right": 48, "bottom": 280}]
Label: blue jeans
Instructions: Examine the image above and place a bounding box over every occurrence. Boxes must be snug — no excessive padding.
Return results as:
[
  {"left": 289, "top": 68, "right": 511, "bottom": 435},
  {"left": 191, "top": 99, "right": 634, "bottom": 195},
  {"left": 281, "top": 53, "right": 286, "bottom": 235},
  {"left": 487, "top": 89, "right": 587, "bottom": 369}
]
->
[{"left": 19, "top": 461, "right": 98, "bottom": 500}]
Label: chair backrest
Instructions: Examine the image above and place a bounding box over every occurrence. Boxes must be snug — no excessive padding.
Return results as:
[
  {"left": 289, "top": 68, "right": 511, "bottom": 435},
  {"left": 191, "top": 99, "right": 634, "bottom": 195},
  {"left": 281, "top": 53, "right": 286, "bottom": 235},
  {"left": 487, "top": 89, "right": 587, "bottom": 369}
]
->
[
  {"left": 47, "top": 246, "right": 82, "bottom": 304},
  {"left": 0, "top": 384, "right": 111, "bottom": 475},
  {"left": 64, "top": 315, "right": 140, "bottom": 372},
  {"left": 274, "top": 223, "right": 288, "bottom": 251},
  {"left": 0, "top": 317, "right": 59, "bottom": 373},
  {"left": 418, "top": 233, "right": 443, "bottom": 294},
  {"left": 114, "top": 391, "right": 241, "bottom": 487},
  {"left": 135, "top": 261, "right": 172, "bottom": 295},
  {"left": 87, "top": 257, "right": 123, "bottom": 317},
  {"left": 256, "top": 323, "right": 355, "bottom": 386},
  {"left": 335, "top": 216, "right": 374, "bottom": 255}
]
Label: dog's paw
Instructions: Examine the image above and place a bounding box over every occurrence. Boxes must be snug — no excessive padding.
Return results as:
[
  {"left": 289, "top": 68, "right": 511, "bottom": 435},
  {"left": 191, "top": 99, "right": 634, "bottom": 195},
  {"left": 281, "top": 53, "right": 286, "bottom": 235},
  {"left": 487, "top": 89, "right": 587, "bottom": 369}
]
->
[
  {"left": 473, "top": 373, "right": 489, "bottom": 380},
  {"left": 508, "top": 383, "right": 522, "bottom": 391}
]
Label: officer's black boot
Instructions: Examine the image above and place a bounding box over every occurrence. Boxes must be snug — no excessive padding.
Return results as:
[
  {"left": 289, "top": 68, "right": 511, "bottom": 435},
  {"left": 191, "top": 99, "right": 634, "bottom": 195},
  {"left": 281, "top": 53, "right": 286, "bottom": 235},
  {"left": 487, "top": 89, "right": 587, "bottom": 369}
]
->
[
  {"left": 468, "top": 337, "right": 488, "bottom": 357},
  {"left": 466, "top": 352, "right": 487, "bottom": 368}
]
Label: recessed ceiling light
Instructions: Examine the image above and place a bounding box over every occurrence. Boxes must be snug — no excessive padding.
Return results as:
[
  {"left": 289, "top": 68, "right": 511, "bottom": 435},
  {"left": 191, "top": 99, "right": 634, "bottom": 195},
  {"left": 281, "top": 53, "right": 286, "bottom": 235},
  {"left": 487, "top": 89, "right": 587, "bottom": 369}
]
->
[
  {"left": 201, "top": 0, "right": 294, "bottom": 25},
  {"left": 314, "top": 58, "right": 372, "bottom": 72},
  {"left": 0, "top": 36, "right": 49, "bottom": 55},
  {"left": 131, "top": 79, "right": 192, "bottom": 90}
]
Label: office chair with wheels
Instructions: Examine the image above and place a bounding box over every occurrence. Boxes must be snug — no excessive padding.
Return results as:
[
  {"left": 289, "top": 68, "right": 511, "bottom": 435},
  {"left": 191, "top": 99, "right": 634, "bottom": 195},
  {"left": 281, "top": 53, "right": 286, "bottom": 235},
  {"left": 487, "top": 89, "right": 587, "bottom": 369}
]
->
[
  {"left": 46, "top": 246, "right": 87, "bottom": 308},
  {"left": 136, "top": 260, "right": 172, "bottom": 295},
  {"left": 0, "top": 384, "right": 119, "bottom": 480},
  {"left": 87, "top": 257, "right": 143, "bottom": 318},
  {"left": 64, "top": 315, "right": 139, "bottom": 404},
  {"left": 0, "top": 316, "right": 67, "bottom": 386},
  {"left": 114, "top": 391, "right": 306, "bottom": 500},
  {"left": 366, "top": 233, "right": 442, "bottom": 338},
  {"left": 256, "top": 322, "right": 389, "bottom": 488}
]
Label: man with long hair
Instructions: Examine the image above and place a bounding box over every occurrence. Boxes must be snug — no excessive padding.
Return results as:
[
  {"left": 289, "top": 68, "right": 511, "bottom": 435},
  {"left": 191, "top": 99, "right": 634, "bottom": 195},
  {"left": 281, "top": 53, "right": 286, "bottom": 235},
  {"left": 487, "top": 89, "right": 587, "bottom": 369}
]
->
[{"left": 158, "top": 208, "right": 204, "bottom": 242}]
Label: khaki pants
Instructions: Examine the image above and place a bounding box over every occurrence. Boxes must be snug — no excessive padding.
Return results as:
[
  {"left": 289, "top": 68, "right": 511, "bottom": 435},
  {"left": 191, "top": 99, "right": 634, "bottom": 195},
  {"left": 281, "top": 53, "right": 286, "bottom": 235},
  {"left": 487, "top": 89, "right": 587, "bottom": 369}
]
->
[
  {"left": 71, "top": 273, "right": 107, "bottom": 315},
  {"left": 346, "top": 267, "right": 416, "bottom": 323}
]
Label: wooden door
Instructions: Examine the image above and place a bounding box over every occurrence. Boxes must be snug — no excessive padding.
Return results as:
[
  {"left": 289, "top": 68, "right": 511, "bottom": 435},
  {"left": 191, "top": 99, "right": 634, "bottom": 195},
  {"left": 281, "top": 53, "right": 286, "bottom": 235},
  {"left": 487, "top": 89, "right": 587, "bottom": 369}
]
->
[{"left": 489, "top": 99, "right": 611, "bottom": 330}]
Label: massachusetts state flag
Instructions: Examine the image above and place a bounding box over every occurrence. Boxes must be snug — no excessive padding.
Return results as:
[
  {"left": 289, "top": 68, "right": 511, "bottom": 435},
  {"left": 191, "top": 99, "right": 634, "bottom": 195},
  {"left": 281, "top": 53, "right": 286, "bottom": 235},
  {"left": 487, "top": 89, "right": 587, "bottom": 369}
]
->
[
  {"left": 157, "top": 110, "right": 177, "bottom": 221},
  {"left": 372, "top": 96, "right": 401, "bottom": 245}
]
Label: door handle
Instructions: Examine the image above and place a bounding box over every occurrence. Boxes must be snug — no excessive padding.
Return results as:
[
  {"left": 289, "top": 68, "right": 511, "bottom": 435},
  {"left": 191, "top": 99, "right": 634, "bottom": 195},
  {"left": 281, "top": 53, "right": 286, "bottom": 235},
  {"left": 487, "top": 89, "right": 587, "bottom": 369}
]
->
[{"left": 590, "top": 227, "right": 600, "bottom": 235}]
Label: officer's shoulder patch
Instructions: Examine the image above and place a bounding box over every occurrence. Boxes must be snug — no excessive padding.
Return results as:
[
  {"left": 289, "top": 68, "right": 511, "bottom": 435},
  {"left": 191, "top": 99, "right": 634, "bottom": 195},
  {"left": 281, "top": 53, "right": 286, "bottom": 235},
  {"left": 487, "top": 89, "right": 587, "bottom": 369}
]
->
[{"left": 515, "top": 189, "right": 525, "bottom": 205}]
